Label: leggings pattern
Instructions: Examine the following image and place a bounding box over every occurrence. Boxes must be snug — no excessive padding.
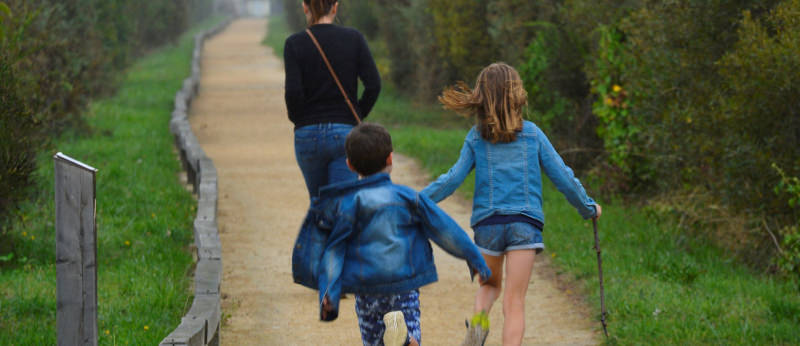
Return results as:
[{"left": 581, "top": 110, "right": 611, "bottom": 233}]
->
[{"left": 355, "top": 290, "right": 421, "bottom": 346}]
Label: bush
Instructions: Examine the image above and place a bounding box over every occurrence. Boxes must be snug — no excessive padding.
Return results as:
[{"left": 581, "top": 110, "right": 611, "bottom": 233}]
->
[
  {"left": 429, "top": 0, "right": 494, "bottom": 83},
  {"left": 0, "top": 0, "right": 214, "bottom": 218}
]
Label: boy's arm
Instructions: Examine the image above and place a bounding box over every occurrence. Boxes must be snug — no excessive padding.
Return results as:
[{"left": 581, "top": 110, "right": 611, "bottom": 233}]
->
[
  {"left": 537, "top": 127, "right": 598, "bottom": 219},
  {"left": 317, "top": 209, "right": 354, "bottom": 322},
  {"left": 416, "top": 192, "right": 491, "bottom": 281},
  {"left": 420, "top": 131, "right": 475, "bottom": 203}
]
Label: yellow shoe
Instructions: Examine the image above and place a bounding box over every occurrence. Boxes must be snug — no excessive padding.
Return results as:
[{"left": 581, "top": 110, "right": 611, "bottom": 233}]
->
[
  {"left": 462, "top": 311, "right": 489, "bottom": 346},
  {"left": 383, "top": 311, "right": 409, "bottom": 346}
]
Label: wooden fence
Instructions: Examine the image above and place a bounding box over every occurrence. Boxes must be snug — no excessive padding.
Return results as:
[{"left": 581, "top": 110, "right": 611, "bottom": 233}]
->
[{"left": 159, "top": 18, "right": 233, "bottom": 346}]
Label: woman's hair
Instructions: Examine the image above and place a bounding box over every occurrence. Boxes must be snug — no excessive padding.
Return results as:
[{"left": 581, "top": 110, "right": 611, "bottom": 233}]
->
[
  {"left": 439, "top": 63, "right": 528, "bottom": 143},
  {"left": 303, "top": 0, "right": 338, "bottom": 25}
]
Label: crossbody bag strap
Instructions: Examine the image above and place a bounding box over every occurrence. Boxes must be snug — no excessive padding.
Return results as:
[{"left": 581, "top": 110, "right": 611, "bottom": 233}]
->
[{"left": 306, "top": 28, "right": 361, "bottom": 124}]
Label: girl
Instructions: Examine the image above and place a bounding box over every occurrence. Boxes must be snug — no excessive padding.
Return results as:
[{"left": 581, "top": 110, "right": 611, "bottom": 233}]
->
[
  {"left": 421, "top": 63, "right": 601, "bottom": 346},
  {"left": 284, "top": 0, "right": 381, "bottom": 199}
]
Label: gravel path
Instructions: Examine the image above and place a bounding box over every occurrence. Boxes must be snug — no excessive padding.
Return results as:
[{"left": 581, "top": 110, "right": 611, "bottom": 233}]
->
[{"left": 189, "top": 18, "right": 599, "bottom": 345}]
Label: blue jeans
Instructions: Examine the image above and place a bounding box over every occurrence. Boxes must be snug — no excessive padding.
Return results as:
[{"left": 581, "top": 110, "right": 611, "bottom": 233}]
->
[
  {"left": 294, "top": 123, "right": 358, "bottom": 198},
  {"left": 473, "top": 222, "right": 544, "bottom": 256}
]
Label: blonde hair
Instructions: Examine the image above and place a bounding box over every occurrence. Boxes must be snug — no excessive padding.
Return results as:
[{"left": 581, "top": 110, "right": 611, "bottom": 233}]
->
[{"left": 439, "top": 63, "right": 527, "bottom": 143}]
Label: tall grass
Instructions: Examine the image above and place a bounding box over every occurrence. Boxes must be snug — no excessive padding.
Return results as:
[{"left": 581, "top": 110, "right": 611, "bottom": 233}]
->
[
  {"left": 264, "top": 14, "right": 800, "bottom": 344},
  {"left": 0, "top": 16, "right": 225, "bottom": 345}
]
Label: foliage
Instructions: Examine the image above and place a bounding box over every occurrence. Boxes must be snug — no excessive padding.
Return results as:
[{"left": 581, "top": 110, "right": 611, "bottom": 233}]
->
[
  {"left": 281, "top": 0, "right": 307, "bottom": 32},
  {"left": 485, "top": 0, "right": 546, "bottom": 65},
  {"left": 773, "top": 163, "right": 800, "bottom": 285},
  {"left": 0, "top": 1, "right": 10, "bottom": 40},
  {"left": 518, "top": 27, "right": 569, "bottom": 134},
  {"left": 588, "top": 26, "right": 645, "bottom": 181},
  {"left": 339, "top": 0, "right": 378, "bottom": 39},
  {"left": 0, "top": 0, "right": 214, "bottom": 219},
  {"left": 429, "top": 0, "right": 494, "bottom": 84}
]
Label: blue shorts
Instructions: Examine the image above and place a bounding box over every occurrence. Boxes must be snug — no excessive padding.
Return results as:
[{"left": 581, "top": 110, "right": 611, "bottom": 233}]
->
[
  {"left": 473, "top": 222, "right": 544, "bottom": 256},
  {"left": 355, "top": 289, "right": 421, "bottom": 346}
]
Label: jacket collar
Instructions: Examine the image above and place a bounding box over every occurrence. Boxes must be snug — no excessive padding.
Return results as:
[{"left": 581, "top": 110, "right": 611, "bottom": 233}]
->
[{"left": 318, "top": 173, "right": 392, "bottom": 199}]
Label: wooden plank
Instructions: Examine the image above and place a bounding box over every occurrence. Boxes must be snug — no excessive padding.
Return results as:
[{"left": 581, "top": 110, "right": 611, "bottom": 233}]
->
[
  {"left": 174, "top": 92, "right": 188, "bottom": 111},
  {"left": 196, "top": 198, "right": 216, "bottom": 223},
  {"left": 194, "top": 259, "right": 222, "bottom": 295},
  {"left": 54, "top": 153, "right": 97, "bottom": 346},
  {"left": 194, "top": 227, "right": 221, "bottom": 251},
  {"left": 198, "top": 158, "right": 217, "bottom": 185},
  {"left": 186, "top": 294, "right": 222, "bottom": 344},
  {"left": 159, "top": 317, "right": 205, "bottom": 346},
  {"left": 198, "top": 181, "right": 217, "bottom": 201}
]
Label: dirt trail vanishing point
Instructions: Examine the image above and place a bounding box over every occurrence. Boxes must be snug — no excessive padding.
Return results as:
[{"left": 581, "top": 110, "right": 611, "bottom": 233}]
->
[{"left": 189, "top": 18, "right": 599, "bottom": 345}]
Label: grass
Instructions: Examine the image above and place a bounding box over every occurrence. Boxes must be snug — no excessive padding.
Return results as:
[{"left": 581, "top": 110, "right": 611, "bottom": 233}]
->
[
  {"left": 0, "top": 16, "right": 226, "bottom": 345},
  {"left": 263, "top": 14, "right": 288, "bottom": 58},
  {"left": 265, "top": 14, "right": 800, "bottom": 344}
]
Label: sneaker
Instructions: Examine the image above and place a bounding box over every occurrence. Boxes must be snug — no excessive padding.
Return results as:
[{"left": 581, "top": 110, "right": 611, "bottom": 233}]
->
[
  {"left": 461, "top": 311, "right": 489, "bottom": 346},
  {"left": 383, "top": 311, "right": 409, "bottom": 346}
]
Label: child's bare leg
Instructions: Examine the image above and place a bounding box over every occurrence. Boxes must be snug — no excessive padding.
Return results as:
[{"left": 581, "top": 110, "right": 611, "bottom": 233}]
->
[
  {"left": 475, "top": 253, "right": 504, "bottom": 313},
  {"left": 501, "top": 249, "right": 536, "bottom": 345}
]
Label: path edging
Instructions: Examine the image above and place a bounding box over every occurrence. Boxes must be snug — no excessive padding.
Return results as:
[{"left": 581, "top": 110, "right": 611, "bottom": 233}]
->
[{"left": 159, "top": 18, "right": 233, "bottom": 346}]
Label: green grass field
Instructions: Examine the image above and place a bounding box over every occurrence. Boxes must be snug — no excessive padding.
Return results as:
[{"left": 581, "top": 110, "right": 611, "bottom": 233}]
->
[
  {"left": 265, "top": 15, "right": 800, "bottom": 344},
  {"left": 0, "top": 16, "right": 225, "bottom": 345}
]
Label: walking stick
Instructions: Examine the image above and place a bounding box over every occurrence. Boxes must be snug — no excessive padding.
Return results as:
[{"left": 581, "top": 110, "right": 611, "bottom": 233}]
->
[{"left": 592, "top": 218, "right": 609, "bottom": 338}]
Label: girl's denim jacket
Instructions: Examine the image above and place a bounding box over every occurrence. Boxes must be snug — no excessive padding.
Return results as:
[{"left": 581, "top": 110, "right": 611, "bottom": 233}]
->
[
  {"left": 311, "top": 173, "right": 490, "bottom": 320},
  {"left": 422, "top": 121, "right": 597, "bottom": 226}
]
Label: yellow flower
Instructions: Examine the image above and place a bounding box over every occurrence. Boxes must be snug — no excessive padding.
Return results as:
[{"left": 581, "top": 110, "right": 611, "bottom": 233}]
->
[
  {"left": 604, "top": 97, "right": 613, "bottom": 106},
  {"left": 144, "top": 325, "right": 149, "bottom": 331},
  {"left": 151, "top": 213, "right": 155, "bottom": 219},
  {"left": 30, "top": 236, "right": 35, "bottom": 240},
  {"left": 22, "top": 232, "right": 27, "bottom": 237},
  {"left": 551, "top": 253, "right": 556, "bottom": 258},
  {"left": 124, "top": 240, "right": 131, "bottom": 246},
  {"left": 105, "top": 330, "right": 110, "bottom": 335},
  {"left": 686, "top": 117, "right": 692, "bottom": 124},
  {"left": 612, "top": 84, "right": 622, "bottom": 93}
]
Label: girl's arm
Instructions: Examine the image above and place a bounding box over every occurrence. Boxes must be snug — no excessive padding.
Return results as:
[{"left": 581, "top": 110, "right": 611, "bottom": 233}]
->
[
  {"left": 356, "top": 32, "right": 381, "bottom": 119},
  {"left": 537, "top": 127, "right": 598, "bottom": 219},
  {"left": 420, "top": 131, "right": 476, "bottom": 202},
  {"left": 284, "top": 38, "right": 305, "bottom": 124}
]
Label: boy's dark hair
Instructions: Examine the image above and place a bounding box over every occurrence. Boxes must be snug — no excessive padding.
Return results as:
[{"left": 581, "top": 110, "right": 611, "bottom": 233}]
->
[{"left": 346, "top": 123, "right": 393, "bottom": 176}]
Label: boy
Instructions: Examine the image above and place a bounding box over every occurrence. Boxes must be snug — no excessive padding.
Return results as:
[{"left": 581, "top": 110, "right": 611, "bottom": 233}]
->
[{"left": 314, "top": 123, "right": 491, "bottom": 346}]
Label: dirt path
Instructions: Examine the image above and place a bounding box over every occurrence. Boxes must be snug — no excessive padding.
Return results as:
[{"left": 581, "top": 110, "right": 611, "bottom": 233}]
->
[{"left": 189, "top": 18, "right": 599, "bottom": 345}]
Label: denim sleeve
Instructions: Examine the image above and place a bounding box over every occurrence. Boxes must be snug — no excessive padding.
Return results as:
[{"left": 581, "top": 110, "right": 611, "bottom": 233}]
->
[
  {"left": 420, "top": 133, "right": 475, "bottom": 202},
  {"left": 537, "top": 128, "right": 597, "bottom": 219},
  {"left": 317, "top": 206, "right": 353, "bottom": 321},
  {"left": 416, "top": 193, "right": 491, "bottom": 281}
]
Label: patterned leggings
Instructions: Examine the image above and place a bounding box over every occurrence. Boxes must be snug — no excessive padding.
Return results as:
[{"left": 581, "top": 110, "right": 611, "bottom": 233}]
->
[{"left": 355, "top": 289, "right": 421, "bottom": 346}]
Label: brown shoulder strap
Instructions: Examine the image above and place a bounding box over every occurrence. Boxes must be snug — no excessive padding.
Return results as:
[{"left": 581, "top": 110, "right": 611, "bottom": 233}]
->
[{"left": 305, "top": 28, "right": 361, "bottom": 124}]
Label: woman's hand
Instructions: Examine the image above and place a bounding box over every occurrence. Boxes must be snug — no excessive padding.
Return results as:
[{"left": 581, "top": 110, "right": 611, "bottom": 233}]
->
[{"left": 594, "top": 204, "right": 603, "bottom": 219}]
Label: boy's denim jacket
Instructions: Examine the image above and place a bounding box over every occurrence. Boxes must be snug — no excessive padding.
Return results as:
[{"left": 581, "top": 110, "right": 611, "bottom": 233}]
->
[
  {"left": 422, "top": 121, "right": 597, "bottom": 226},
  {"left": 308, "top": 173, "right": 490, "bottom": 320}
]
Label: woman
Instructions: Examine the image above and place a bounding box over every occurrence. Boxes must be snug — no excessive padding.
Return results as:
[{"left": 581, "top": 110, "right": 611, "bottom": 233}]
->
[{"left": 284, "top": 0, "right": 381, "bottom": 198}]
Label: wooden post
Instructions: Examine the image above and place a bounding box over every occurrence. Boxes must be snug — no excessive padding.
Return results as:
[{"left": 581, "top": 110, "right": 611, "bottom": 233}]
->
[{"left": 54, "top": 152, "right": 98, "bottom": 346}]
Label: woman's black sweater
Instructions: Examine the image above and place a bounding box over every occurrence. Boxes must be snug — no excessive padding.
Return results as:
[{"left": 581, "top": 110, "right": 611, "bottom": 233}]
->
[{"left": 284, "top": 24, "right": 381, "bottom": 129}]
